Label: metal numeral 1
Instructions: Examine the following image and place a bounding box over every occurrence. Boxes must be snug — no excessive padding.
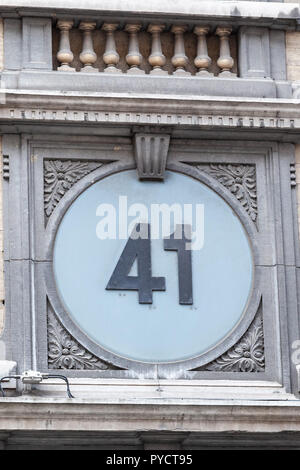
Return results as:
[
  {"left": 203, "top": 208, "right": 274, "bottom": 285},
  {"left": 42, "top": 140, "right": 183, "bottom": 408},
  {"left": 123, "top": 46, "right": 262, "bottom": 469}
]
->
[{"left": 164, "top": 224, "right": 193, "bottom": 305}]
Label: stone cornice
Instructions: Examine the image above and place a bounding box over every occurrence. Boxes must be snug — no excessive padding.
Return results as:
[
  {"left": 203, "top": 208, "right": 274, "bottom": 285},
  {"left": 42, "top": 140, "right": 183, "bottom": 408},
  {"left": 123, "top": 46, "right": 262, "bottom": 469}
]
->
[
  {"left": 1, "top": 90, "right": 300, "bottom": 134},
  {"left": 0, "top": 1, "right": 299, "bottom": 29},
  {"left": 0, "top": 0, "right": 298, "bottom": 20}
]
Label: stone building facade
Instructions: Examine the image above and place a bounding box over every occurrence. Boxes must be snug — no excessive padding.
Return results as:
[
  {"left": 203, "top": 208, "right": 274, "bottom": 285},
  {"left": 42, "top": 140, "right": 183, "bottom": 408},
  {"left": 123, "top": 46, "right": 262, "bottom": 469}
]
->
[{"left": 1, "top": 0, "right": 300, "bottom": 450}]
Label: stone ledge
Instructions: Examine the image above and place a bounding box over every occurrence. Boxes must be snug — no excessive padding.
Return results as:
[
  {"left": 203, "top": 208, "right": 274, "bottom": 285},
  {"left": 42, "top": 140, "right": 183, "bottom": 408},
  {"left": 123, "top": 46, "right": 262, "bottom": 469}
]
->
[
  {"left": 1, "top": 71, "right": 283, "bottom": 99},
  {"left": 1, "top": 399, "right": 300, "bottom": 433},
  {"left": 0, "top": 86, "right": 298, "bottom": 112}
]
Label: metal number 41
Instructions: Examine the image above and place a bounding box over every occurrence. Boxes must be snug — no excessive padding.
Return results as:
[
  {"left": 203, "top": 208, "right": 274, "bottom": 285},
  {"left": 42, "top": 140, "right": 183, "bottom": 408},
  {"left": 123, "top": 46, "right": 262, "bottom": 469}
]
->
[{"left": 106, "top": 223, "right": 193, "bottom": 305}]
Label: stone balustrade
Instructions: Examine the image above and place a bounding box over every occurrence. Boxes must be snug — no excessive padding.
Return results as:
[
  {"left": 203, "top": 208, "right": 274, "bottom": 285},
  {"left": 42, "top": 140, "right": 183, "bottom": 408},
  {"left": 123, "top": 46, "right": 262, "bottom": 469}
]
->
[{"left": 54, "top": 21, "right": 237, "bottom": 76}]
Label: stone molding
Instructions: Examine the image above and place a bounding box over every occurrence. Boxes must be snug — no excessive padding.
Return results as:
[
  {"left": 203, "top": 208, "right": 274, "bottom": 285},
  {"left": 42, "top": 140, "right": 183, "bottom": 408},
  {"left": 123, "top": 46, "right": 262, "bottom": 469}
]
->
[
  {"left": 2, "top": 399, "right": 300, "bottom": 435},
  {"left": 1, "top": 106, "right": 299, "bottom": 132},
  {"left": 1, "top": 91, "right": 300, "bottom": 133},
  {"left": 0, "top": 1, "right": 298, "bottom": 28}
]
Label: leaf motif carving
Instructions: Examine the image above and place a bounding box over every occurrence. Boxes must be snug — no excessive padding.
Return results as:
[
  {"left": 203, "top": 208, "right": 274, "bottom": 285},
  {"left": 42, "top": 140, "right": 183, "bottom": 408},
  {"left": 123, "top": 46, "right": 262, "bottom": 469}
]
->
[
  {"left": 47, "top": 307, "right": 122, "bottom": 370},
  {"left": 44, "top": 160, "right": 103, "bottom": 219},
  {"left": 195, "top": 309, "right": 264, "bottom": 372},
  {"left": 196, "top": 164, "right": 257, "bottom": 224}
]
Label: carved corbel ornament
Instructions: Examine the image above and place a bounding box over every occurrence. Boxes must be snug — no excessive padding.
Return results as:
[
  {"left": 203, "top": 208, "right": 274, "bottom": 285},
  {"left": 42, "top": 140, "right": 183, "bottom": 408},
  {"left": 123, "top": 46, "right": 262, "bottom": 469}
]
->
[{"left": 134, "top": 133, "right": 170, "bottom": 180}]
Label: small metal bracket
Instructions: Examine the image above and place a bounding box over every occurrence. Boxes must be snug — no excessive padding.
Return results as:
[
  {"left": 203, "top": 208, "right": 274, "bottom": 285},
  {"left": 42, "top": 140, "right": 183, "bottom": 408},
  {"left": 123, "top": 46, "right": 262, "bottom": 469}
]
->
[
  {"left": 0, "top": 370, "right": 74, "bottom": 398},
  {"left": 21, "top": 370, "right": 43, "bottom": 384},
  {"left": 134, "top": 133, "right": 170, "bottom": 181}
]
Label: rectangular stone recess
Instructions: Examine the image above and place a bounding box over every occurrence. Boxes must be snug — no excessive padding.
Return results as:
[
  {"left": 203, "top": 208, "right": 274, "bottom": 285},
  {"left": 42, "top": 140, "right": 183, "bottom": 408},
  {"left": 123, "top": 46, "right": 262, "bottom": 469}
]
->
[
  {"left": 22, "top": 18, "right": 52, "bottom": 70},
  {"left": 238, "top": 27, "right": 271, "bottom": 78},
  {"left": 269, "top": 30, "right": 287, "bottom": 81},
  {"left": 0, "top": 134, "right": 299, "bottom": 394},
  {"left": 4, "top": 19, "right": 22, "bottom": 70}
]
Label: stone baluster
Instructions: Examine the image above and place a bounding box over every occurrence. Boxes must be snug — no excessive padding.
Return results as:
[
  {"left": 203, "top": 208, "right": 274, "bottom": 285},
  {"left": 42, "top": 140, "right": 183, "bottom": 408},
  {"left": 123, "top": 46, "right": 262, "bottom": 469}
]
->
[
  {"left": 79, "top": 21, "right": 97, "bottom": 72},
  {"left": 125, "top": 24, "right": 145, "bottom": 75},
  {"left": 216, "top": 26, "right": 236, "bottom": 77},
  {"left": 194, "top": 26, "right": 213, "bottom": 76},
  {"left": 56, "top": 20, "right": 75, "bottom": 71},
  {"left": 171, "top": 25, "right": 190, "bottom": 76},
  {"left": 148, "top": 24, "right": 167, "bottom": 75},
  {"left": 102, "top": 23, "right": 121, "bottom": 73}
]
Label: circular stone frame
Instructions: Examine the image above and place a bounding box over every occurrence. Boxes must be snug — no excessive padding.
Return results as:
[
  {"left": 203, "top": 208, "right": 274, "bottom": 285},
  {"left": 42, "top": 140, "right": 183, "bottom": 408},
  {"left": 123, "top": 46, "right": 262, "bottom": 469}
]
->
[{"left": 44, "top": 160, "right": 262, "bottom": 374}]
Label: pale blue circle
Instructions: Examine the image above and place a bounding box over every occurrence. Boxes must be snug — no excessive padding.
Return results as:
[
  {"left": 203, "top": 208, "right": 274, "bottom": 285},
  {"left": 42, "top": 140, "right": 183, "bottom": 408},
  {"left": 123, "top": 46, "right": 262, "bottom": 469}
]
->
[{"left": 53, "top": 170, "right": 253, "bottom": 363}]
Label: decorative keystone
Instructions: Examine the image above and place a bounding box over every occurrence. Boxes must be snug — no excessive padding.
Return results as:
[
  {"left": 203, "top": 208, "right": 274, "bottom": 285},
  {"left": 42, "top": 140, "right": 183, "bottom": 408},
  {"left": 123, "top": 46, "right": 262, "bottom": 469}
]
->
[{"left": 134, "top": 133, "right": 170, "bottom": 181}]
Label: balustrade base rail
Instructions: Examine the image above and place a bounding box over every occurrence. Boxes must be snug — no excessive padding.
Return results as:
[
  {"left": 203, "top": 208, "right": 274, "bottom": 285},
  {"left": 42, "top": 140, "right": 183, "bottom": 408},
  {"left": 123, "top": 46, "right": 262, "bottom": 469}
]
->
[{"left": 0, "top": 70, "right": 292, "bottom": 99}]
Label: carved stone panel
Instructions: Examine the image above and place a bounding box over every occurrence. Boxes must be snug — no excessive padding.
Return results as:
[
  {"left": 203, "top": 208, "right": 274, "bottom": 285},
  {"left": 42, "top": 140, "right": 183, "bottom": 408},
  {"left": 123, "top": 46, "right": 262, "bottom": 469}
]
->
[
  {"left": 44, "top": 159, "right": 103, "bottom": 220},
  {"left": 193, "top": 304, "right": 264, "bottom": 372},
  {"left": 194, "top": 163, "right": 257, "bottom": 225},
  {"left": 47, "top": 305, "right": 123, "bottom": 370}
]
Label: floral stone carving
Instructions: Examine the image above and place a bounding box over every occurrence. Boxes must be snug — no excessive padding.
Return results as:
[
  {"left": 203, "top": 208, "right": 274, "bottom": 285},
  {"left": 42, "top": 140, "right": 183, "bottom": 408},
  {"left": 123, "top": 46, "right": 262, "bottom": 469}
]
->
[
  {"left": 47, "top": 307, "right": 123, "bottom": 370},
  {"left": 194, "top": 308, "right": 264, "bottom": 372},
  {"left": 44, "top": 159, "right": 104, "bottom": 218},
  {"left": 196, "top": 163, "right": 257, "bottom": 224}
]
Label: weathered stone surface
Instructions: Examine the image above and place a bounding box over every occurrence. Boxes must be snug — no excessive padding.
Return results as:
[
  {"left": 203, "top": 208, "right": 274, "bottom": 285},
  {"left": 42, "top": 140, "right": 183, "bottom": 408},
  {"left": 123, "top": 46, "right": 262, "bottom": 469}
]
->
[
  {"left": 0, "top": 139, "right": 4, "bottom": 337},
  {"left": 0, "top": 19, "right": 3, "bottom": 71},
  {"left": 0, "top": 0, "right": 299, "bottom": 24},
  {"left": 0, "top": 397, "right": 300, "bottom": 436},
  {"left": 295, "top": 144, "right": 300, "bottom": 240},
  {"left": 286, "top": 31, "right": 300, "bottom": 81}
]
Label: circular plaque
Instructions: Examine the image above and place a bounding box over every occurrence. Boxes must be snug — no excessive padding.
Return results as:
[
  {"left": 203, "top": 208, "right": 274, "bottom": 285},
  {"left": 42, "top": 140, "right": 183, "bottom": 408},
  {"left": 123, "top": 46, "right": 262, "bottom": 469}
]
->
[{"left": 53, "top": 169, "right": 253, "bottom": 363}]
